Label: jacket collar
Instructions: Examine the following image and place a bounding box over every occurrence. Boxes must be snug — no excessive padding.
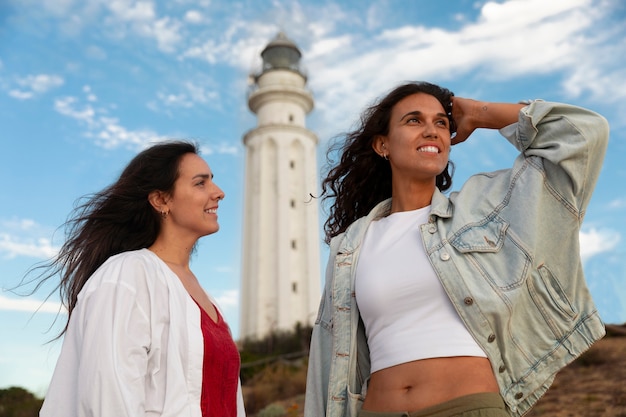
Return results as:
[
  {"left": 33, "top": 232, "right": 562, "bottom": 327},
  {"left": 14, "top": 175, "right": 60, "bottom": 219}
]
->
[{"left": 338, "top": 188, "right": 453, "bottom": 253}]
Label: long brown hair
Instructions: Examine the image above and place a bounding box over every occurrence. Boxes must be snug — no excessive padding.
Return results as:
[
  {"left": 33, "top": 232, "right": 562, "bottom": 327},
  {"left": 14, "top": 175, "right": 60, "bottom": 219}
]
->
[
  {"left": 321, "top": 82, "right": 456, "bottom": 244},
  {"left": 28, "top": 140, "right": 198, "bottom": 336}
]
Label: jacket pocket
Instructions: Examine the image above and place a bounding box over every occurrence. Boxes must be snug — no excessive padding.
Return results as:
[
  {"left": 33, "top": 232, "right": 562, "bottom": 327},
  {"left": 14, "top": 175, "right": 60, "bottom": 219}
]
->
[
  {"left": 346, "top": 387, "right": 364, "bottom": 417},
  {"left": 315, "top": 289, "right": 333, "bottom": 332},
  {"left": 526, "top": 263, "right": 579, "bottom": 339},
  {"left": 449, "top": 216, "right": 531, "bottom": 290}
]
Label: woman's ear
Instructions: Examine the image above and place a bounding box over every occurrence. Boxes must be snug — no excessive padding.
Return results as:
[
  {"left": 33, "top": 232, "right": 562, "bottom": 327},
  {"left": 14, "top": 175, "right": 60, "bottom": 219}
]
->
[
  {"left": 148, "top": 190, "right": 169, "bottom": 213},
  {"left": 372, "top": 135, "right": 386, "bottom": 157}
]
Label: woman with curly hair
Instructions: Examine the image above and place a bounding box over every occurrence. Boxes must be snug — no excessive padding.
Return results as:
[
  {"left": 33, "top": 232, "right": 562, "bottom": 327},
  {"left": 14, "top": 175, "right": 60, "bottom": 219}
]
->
[
  {"left": 305, "top": 82, "right": 609, "bottom": 417},
  {"left": 37, "top": 141, "right": 245, "bottom": 417}
]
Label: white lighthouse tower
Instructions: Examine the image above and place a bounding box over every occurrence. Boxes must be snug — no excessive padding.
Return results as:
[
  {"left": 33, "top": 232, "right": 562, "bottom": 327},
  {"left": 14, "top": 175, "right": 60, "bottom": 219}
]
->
[{"left": 240, "top": 32, "right": 321, "bottom": 340}]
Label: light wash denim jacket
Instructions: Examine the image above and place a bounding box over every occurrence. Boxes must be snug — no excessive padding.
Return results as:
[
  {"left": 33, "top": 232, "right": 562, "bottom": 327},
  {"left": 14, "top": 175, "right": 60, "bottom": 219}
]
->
[{"left": 304, "top": 101, "right": 609, "bottom": 417}]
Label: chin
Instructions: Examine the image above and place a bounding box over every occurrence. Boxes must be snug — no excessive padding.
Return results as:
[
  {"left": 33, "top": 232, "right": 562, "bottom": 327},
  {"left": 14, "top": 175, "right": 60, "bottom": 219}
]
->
[{"left": 198, "top": 226, "right": 219, "bottom": 238}]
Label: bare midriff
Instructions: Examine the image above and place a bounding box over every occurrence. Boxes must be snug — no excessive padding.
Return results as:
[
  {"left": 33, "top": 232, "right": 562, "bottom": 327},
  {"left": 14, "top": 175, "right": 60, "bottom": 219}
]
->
[{"left": 362, "top": 356, "right": 500, "bottom": 412}]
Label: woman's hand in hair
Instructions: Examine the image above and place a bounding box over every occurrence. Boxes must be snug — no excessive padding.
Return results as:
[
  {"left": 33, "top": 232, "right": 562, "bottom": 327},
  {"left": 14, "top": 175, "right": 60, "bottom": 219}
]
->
[{"left": 450, "top": 97, "right": 480, "bottom": 145}]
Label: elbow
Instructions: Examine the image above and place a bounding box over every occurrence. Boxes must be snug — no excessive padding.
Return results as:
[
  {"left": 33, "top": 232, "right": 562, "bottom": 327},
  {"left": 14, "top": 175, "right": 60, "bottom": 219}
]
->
[
  {"left": 589, "top": 114, "right": 610, "bottom": 164},
  {"left": 594, "top": 114, "right": 610, "bottom": 146},
  {"left": 583, "top": 112, "right": 610, "bottom": 150}
]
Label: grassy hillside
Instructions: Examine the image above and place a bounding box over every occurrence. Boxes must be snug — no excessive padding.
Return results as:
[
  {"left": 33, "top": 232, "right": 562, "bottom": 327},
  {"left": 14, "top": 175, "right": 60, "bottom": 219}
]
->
[{"left": 244, "top": 324, "right": 626, "bottom": 417}]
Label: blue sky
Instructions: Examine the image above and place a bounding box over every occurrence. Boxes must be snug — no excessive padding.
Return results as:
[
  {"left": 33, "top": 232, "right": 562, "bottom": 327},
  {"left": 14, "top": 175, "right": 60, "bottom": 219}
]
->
[{"left": 1, "top": 0, "right": 625, "bottom": 397}]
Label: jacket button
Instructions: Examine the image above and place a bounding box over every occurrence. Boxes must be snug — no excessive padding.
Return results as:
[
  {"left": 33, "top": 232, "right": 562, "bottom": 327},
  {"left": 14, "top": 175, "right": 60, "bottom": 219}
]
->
[
  {"left": 440, "top": 252, "right": 450, "bottom": 261},
  {"left": 487, "top": 334, "right": 496, "bottom": 343},
  {"left": 428, "top": 225, "right": 437, "bottom": 234},
  {"left": 464, "top": 297, "right": 473, "bottom": 305},
  {"left": 498, "top": 365, "right": 506, "bottom": 373},
  {"left": 514, "top": 392, "right": 523, "bottom": 400}
]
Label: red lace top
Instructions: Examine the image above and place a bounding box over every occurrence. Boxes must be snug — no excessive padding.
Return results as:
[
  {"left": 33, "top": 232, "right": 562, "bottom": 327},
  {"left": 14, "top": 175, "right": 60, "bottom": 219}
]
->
[{"left": 197, "top": 303, "right": 240, "bottom": 417}]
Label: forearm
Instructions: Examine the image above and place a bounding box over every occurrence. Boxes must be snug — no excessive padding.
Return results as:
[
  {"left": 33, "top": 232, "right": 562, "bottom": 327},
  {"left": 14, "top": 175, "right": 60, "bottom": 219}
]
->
[
  {"left": 452, "top": 97, "right": 525, "bottom": 143},
  {"left": 470, "top": 101, "right": 526, "bottom": 130}
]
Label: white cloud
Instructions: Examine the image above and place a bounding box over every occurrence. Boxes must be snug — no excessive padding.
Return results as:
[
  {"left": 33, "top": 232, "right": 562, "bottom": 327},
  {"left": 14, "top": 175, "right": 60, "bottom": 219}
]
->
[
  {"left": 306, "top": 35, "right": 352, "bottom": 60},
  {"left": 0, "top": 233, "right": 58, "bottom": 260},
  {"left": 184, "top": 10, "right": 204, "bottom": 24},
  {"left": 82, "top": 85, "right": 98, "bottom": 102},
  {"left": 8, "top": 74, "right": 64, "bottom": 100},
  {"left": 0, "top": 294, "right": 66, "bottom": 314},
  {"left": 214, "top": 265, "right": 235, "bottom": 274},
  {"left": 149, "top": 81, "right": 220, "bottom": 114},
  {"left": 479, "top": 0, "right": 589, "bottom": 26},
  {"left": 54, "top": 96, "right": 96, "bottom": 124},
  {"left": 53, "top": 88, "right": 239, "bottom": 154},
  {"left": 18, "top": 74, "right": 64, "bottom": 93},
  {"left": 13, "top": 0, "right": 183, "bottom": 52},
  {"left": 214, "top": 289, "right": 239, "bottom": 309},
  {"left": 580, "top": 227, "right": 621, "bottom": 263},
  {"left": 297, "top": 0, "right": 623, "bottom": 141},
  {"left": 200, "top": 143, "right": 239, "bottom": 156},
  {"left": 179, "top": 39, "right": 221, "bottom": 64},
  {"left": 85, "top": 44, "right": 107, "bottom": 60},
  {"left": 156, "top": 91, "right": 194, "bottom": 108},
  {"left": 608, "top": 198, "right": 626, "bottom": 209},
  {"left": 0, "top": 219, "right": 59, "bottom": 260},
  {"left": 108, "top": 0, "right": 155, "bottom": 21},
  {"left": 179, "top": 19, "right": 278, "bottom": 70},
  {"left": 93, "top": 116, "right": 169, "bottom": 150},
  {"left": 1, "top": 218, "right": 39, "bottom": 231},
  {"left": 53, "top": 89, "right": 169, "bottom": 150},
  {"left": 102, "top": 0, "right": 183, "bottom": 53},
  {"left": 184, "top": 81, "right": 218, "bottom": 104},
  {"left": 145, "top": 16, "right": 183, "bottom": 53},
  {"left": 9, "top": 90, "right": 34, "bottom": 100}
]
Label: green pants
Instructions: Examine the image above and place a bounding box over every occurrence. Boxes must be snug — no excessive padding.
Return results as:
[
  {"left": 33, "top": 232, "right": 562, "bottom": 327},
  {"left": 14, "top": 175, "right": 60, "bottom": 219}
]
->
[{"left": 357, "top": 392, "right": 510, "bottom": 417}]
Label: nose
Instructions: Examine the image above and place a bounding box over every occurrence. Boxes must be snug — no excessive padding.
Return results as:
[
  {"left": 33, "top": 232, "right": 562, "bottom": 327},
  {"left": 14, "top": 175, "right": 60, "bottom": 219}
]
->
[
  {"left": 215, "top": 185, "right": 225, "bottom": 201},
  {"left": 423, "top": 121, "right": 438, "bottom": 138}
]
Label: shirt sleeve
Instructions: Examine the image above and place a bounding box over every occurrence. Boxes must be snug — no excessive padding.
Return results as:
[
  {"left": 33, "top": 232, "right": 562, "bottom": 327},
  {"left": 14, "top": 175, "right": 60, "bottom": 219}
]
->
[
  {"left": 48, "top": 255, "right": 154, "bottom": 417},
  {"left": 500, "top": 101, "right": 609, "bottom": 216}
]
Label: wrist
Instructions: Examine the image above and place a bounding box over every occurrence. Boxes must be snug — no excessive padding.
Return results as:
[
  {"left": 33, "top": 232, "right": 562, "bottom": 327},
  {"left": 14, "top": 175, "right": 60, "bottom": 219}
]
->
[{"left": 476, "top": 101, "right": 525, "bottom": 130}]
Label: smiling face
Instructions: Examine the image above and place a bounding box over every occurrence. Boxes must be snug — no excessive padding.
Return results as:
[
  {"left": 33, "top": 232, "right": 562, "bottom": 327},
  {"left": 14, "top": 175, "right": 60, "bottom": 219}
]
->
[
  {"left": 165, "top": 153, "right": 225, "bottom": 240},
  {"left": 374, "top": 92, "right": 452, "bottom": 188}
]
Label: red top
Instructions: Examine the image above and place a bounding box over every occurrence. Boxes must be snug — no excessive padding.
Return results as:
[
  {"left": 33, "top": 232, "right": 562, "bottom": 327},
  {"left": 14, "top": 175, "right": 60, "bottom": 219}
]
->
[{"left": 197, "top": 303, "right": 240, "bottom": 417}]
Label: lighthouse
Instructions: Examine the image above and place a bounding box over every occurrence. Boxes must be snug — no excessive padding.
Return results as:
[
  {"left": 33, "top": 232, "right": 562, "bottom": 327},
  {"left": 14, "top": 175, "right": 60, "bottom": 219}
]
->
[{"left": 240, "top": 32, "right": 321, "bottom": 340}]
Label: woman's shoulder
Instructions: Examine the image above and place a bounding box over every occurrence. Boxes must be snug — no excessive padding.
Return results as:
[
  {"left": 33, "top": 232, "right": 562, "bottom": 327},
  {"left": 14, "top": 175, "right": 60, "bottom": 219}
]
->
[
  {"left": 100, "top": 248, "right": 158, "bottom": 270},
  {"left": 77, "top": 249, "right": 173, "bottom": 310},
  {"left": 336, "top": 199, "right": 392, "bottom": 251},
  {"left": 84, "top": 249, "right": 164, "bottom": 290},
  {"left": 107, "top": 248, "right": 155, "bottom": 261}
]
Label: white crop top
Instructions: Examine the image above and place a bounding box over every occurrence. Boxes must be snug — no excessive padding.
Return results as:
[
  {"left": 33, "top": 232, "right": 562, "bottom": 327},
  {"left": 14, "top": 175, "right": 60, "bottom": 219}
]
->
[{"left": 355, "top": 206, "right": 486, "bottom": 373}]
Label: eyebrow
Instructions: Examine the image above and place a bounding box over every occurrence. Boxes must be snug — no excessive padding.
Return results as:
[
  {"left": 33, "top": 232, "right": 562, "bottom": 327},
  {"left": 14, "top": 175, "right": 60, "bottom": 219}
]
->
[
  {"left": 192, "top": 173, "right": 213, "bottom": 180},
  {"left": 400, "top": 110, "right": 449, "bottom": 120}
]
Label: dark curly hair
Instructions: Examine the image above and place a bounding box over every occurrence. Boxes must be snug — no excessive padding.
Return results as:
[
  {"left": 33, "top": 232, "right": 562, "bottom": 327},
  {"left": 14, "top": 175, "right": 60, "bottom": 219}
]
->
[
  {"left": 27, "top": 140, "right": 199, "bottom": 337},
  {"left": 321, "top": 82, "right": 456, "bottom": 244}
]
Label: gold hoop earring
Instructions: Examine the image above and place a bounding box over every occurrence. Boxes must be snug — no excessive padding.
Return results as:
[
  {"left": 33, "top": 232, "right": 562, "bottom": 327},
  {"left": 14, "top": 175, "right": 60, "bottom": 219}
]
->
[{"left": 160, "top": 210, "right": 169, "bottom": 219}]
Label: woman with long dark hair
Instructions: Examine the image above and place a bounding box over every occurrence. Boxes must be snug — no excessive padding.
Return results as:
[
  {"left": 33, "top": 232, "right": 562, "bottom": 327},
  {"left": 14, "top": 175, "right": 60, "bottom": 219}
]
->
[
  {"left": 37, "top": 141, "right": 245, "bottom": 417},
  {"left": 305, "top": 82, "right": 609, "bottom": 417}
]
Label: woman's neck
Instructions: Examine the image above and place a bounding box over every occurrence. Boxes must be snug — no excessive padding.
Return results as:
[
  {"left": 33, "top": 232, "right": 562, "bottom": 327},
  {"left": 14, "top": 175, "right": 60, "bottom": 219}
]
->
[
  {"left": 390, "top": 180, "right": 435, "bottom": 213},
  {"left": 148, "top": 238, "right": 193, "bottom": 270}
]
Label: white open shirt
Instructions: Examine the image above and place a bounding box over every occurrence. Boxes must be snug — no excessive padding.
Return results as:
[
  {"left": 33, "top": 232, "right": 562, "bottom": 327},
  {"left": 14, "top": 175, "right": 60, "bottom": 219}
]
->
[{"left": 40, "top": 248, "right": 245, "bottom": 417}]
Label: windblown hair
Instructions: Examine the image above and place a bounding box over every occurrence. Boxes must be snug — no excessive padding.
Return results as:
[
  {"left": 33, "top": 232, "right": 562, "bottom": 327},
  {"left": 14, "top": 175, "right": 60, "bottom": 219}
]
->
[
  {"left": 321, "top": 82, "right": 456, "bottom": 244},
  {"left": 31, "top": 140, "right": 199, "bottom": 336}
]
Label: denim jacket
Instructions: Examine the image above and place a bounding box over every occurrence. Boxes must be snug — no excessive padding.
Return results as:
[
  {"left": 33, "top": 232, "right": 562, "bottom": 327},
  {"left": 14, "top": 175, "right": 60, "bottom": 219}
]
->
[{"left": 304, "top": 101, "right": 609, "bottom": 417}]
